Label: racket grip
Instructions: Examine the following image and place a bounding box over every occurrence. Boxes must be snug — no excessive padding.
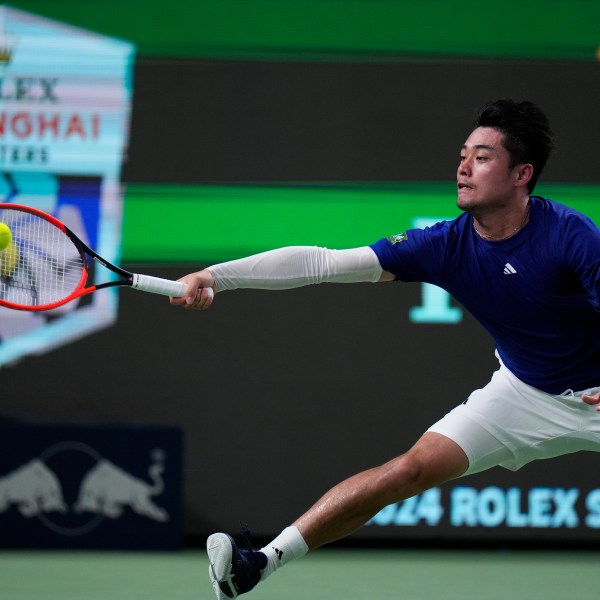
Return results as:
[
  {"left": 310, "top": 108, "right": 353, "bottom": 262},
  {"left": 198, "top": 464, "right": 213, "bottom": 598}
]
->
[
  {"left": 131, "top": 274, "right": 216, "bottom": 300},
  {"left": 131, "top": 274, "right": 187, "bottom": 297}
]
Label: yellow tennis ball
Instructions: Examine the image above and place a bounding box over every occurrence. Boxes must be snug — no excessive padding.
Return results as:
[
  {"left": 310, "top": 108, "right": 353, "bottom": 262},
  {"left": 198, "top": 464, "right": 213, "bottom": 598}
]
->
[
  {"left": 0, "top": 240, "right": 19, "bottom": 278},
  {"left": 0, "top": 222, "right": 11, "bottom": 252}
]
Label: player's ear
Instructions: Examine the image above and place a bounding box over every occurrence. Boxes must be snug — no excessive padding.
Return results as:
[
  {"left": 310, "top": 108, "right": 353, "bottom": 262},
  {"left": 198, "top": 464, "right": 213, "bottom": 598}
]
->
[{"left": 514, "top": 163, "right": 533, "bottom": 188}]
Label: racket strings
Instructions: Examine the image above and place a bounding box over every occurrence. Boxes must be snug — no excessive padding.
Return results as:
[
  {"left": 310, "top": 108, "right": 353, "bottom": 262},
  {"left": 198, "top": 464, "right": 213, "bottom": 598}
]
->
[{"left": 0, "top": 207, "right": 84, "bottom": 307}]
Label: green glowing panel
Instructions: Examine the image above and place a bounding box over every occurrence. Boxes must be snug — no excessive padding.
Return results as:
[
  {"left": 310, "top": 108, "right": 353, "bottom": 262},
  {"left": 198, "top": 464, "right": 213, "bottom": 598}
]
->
[
  {"left": 11, "top": 1, "right": 600, "bottom": 61},
  {"left": 122, "top": 183, "right": 600, "bottom": 263}
]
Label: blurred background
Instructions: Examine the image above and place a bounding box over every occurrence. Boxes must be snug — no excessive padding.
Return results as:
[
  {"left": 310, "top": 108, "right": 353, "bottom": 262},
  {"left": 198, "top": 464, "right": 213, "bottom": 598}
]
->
[{"left": 1, "top": 0, "right": 599, "bottom": 553}]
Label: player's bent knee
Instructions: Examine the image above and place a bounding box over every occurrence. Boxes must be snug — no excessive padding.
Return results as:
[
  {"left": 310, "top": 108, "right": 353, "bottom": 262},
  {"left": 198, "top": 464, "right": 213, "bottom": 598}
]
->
[
  {"left": 375, "top": 454, "right": 433, "bottom": 502},
  {"left": 378, "top": 436, "right": 468, "bottom": 502}
]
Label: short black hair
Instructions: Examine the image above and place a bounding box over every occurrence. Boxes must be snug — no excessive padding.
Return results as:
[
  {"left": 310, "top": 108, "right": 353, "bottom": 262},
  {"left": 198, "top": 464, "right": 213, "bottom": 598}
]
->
[{"left": 474, "top": 99, "right": 554, "bottom": 192}]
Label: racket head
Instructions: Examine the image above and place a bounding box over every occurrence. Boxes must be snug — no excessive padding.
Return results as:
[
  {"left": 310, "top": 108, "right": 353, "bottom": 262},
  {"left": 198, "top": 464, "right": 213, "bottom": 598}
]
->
[{"left": 0, "top": 203, "right": 91, "bottom": 311}]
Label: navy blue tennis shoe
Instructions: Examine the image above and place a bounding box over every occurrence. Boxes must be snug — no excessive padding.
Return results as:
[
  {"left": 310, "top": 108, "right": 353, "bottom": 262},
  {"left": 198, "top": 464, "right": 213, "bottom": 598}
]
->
[{"left": 207, "top": 527, "right": 267, "bottom": 599}]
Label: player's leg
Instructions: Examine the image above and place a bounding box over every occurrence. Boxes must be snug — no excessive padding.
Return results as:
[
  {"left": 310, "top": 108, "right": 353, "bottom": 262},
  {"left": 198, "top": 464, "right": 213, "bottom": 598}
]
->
[
  {"left": 292, "top": 430, "right": 468, "bottom": 549},
  {"left": 207, "top": 431, "right": 470, "bottom": 599},
  {"left": 251, "top": 419, "right": 513, "bottom": 589},
  {"left": 206, "top": 359, "right": 526, "bottom": 599}
]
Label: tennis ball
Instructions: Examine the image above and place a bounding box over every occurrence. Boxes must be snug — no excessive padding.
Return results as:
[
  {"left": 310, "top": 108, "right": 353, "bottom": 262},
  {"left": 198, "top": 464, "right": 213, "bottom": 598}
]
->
[
  {"left": 0, "top": 240, "right": 19, "bottom": 278},
  {"left": 0, "top": 222, "right": 11, "bottom": 252}
]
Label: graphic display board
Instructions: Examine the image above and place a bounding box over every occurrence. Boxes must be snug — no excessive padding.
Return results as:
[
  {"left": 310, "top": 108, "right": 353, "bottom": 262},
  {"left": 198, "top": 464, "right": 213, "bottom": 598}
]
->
[{"left": 0, "top": 7, "right": 134, "bottom": 367}]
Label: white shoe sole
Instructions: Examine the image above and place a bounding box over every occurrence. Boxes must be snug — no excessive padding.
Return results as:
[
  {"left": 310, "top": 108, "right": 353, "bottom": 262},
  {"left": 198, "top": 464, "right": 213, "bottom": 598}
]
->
[{"left": 207, "top": 533, "right": 236, "bottom": 599}]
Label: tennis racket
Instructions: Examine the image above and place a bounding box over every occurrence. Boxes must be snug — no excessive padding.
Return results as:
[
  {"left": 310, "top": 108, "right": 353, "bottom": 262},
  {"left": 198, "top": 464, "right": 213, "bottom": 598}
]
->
[{"left": 0, "top": 202, "right": 203, "bottom": 312}]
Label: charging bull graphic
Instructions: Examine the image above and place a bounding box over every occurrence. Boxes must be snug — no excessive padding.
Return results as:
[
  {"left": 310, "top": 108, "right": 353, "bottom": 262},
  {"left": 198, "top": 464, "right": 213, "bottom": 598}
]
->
[
  {"left": 0, "top": 430, "right": 181, "bottom": 549},
  {"left": 0, "top": 448, "right": 169, "bottom": 528},
  {"left": 74, "top": 454, "right": 169, "bottom": 522},
  {"left": 0, "top": 459, "right": 68, "bottom": 517}
]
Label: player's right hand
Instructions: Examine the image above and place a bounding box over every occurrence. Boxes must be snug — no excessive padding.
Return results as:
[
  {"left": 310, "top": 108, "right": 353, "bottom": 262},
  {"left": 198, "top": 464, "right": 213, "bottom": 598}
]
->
[{"left": 170, "top": 269, "right": 216, "bottom": 310}]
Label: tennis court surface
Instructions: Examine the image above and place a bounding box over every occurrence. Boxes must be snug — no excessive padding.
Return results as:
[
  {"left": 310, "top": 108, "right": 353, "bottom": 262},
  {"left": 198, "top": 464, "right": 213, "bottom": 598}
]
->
[{"left": 1, "top": 547, "right": 598, "bottom": 600}]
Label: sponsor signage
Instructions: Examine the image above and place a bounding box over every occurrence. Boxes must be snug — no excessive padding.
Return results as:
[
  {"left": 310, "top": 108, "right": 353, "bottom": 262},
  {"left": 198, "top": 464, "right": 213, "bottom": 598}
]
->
[
  {"left": 367, "top": 479, "right": 600, "bottom": 542},
  {"left": 0, "top": 6, "right": 135, "bottom": 367},
  {"left": 0, "top": 420, "right": 183, "bottom": 549}
]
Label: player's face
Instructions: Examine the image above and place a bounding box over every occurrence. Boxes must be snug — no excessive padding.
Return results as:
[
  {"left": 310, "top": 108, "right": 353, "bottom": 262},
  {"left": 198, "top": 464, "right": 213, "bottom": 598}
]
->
[{"left": 456, "top": 127, "right": 520, "bottom": 213}]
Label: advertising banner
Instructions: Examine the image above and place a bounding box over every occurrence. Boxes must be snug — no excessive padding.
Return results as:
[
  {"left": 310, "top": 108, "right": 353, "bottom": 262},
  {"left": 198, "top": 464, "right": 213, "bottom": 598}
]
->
[
  {"left": 0, "top": 6, "right": 135, "bottom": 366},
  {"left": 0, "top": 419, "right": 183, "bottom": 549}
]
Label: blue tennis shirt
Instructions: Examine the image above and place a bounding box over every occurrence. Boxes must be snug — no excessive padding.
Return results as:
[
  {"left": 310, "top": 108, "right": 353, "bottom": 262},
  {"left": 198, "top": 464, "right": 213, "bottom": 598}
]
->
[{"left": 370, "top": 196, "right": 600, "bottom": 394}]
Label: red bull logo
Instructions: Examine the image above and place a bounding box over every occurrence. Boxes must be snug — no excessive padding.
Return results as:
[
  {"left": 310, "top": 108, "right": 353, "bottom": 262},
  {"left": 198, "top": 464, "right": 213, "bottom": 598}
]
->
[
  {"left": 0, "top": 443, "right": 169, "bottom": 537},
  {"left": 0, "top": 421, "right": 182, "bottom": 549}
]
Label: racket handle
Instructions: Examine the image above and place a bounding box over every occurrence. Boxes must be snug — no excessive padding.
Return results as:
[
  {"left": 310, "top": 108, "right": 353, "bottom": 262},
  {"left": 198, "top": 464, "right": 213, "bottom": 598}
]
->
[
  {"left": 131, "top": 274, "right": 215, "bottom": 300},
  {"left": 131, "top": 274, "right": 187, "bottom": 297}
]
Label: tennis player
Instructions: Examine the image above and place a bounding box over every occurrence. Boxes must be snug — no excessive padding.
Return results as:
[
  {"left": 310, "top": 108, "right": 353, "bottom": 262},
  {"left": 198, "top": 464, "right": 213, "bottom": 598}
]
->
[{"left": 171, "top": 99, "right": 600, "bottom": 599}]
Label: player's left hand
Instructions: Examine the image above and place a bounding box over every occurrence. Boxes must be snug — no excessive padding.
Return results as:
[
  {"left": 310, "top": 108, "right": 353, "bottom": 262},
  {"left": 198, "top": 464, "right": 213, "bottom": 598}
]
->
[{"left": 581, "top": 392, "right": 600, "bottom": 411}]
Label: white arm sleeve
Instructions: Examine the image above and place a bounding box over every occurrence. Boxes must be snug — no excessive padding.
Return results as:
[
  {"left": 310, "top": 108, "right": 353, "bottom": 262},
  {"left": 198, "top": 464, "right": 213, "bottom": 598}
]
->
[{"left": 208, "top": 246, "right": 382, "bottom": 291}]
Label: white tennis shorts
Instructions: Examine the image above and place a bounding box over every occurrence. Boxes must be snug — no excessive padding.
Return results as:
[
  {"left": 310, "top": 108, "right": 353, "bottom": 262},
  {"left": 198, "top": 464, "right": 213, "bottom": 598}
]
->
[{"left": 428, "top": 357, "right": 600, "bottom": 475}]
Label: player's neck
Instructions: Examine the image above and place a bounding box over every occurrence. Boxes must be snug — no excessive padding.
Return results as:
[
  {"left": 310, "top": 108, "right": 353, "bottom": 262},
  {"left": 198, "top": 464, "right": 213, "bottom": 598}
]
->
[{"left": 472, "top": 198, "right": 531, "bottom": 242}]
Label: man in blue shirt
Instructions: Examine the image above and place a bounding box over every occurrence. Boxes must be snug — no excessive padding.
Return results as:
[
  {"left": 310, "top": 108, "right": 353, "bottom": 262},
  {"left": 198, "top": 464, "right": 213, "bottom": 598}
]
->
[{"left": 171, "top": 100, "right": 600, "bottom": 599}]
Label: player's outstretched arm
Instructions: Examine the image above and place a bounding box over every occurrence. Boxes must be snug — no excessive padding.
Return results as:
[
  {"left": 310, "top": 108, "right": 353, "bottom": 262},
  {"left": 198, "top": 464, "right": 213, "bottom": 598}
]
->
[{"left": 171, "top": 246, "right": 387, "bottom": 311}]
